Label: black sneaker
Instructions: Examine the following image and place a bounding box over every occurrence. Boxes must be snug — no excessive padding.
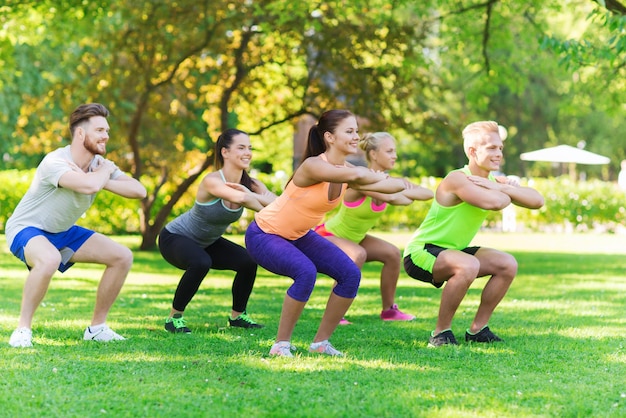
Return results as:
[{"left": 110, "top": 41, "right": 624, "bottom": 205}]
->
[
  {"left": 228, "top": 311, "right": 264, "bottom": 329},
  {"left": 164, "top": 313, "right": 191, "bottom": 333},
  {"left": 465, "top": 326, "right": 503, "bottom": 343},
  {"left": 428, "top": 329, "right": 458, "bottom": 347}
]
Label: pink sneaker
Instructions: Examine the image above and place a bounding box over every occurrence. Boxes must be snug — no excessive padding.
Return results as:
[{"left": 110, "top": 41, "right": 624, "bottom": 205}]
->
[
  {"left": 380, "top": 304, "right": 416, "bottom": 321},
  {"left": 339, "top": 317, "right": 352, "bottom": 325}
]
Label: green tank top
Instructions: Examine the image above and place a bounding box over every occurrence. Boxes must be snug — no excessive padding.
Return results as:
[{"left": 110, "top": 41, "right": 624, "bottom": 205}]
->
[
  {"left": 325, "top": 195, "right": 387, "bottom": 243},
  {"left": 404, "top": 166, "right": 494, "bottom": 264}
]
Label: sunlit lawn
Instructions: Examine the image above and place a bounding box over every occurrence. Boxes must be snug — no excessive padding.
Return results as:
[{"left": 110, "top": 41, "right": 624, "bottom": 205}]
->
[{"left": 1, "top": 232, "right": 625, "bottom": 417}]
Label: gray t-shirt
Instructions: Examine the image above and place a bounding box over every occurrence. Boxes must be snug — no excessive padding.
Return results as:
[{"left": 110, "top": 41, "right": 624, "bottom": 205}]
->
[{"left": 5, "top": 145, "right": 123, "bottom": 247}]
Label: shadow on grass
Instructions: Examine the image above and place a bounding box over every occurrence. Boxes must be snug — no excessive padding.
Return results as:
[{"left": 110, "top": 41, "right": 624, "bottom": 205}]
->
[{"left": 1, "top": 249, "right": 625, "bottom": 416}]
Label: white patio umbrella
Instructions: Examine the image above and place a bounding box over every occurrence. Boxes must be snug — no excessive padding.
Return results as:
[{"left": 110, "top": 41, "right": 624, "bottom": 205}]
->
[
  {"left": 520, "top": 144, "right": 610, "bottom": 181},
  {"left": 520, "top": 144, "right": 610, "bottom": 165}
]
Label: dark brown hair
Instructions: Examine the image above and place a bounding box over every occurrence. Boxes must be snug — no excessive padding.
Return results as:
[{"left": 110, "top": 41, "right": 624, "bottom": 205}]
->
[
  {"left": 214, "top": 128, "right": 252, "bottom": 190},
  {"left": 302, "top": 109, "right": 355, "bottom": 162},
  {"left": 69, "top": 103, "right": 109, "bottom": 136}
]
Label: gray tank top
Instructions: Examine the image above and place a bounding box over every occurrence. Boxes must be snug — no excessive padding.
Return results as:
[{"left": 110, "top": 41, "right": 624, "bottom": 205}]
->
[{"left": 164, "top": 170, "right": 244, "bottom": 247}]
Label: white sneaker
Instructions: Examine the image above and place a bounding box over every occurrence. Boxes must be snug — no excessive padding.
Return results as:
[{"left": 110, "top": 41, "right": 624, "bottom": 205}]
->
[
  {"left": 9, "top": 327, "right": 33, "bottom": 348},
  {"left": 83, "top": 325, "right": 125, "bottom": 342},
  {"left": 309, "top": 340, "right": 344, "bottom": 356},
  {"left": 269, "top": 341, "right": 297, "bottom": 357}
]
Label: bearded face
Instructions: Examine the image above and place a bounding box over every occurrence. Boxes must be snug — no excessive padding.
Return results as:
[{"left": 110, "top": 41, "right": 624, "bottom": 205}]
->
[
  {"left": 83, "top": 133, "right": 104, "bottom": 155},
  {"left": 81, "top": 116, "right": 109, "bottom": 155}
]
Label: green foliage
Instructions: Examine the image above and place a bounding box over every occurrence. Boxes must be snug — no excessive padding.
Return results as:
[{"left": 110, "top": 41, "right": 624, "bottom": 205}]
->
[
  {"left": 0, "top": 170, "right": 32, "bottom": 229},
  {"left": 3, "top": 170, "right": 625, "bottom": 236},
  {"left": 2, "top": 0, "right": 626, "bottom": 249},
  {"left": 478, "top": 177, "right": 626, "bottom": 233},
  {"left": 529, "top": 176, "right": 626, "bottom": 232},
  {"left": 80, "top": 194, "right": 144, "bottom": 236}
]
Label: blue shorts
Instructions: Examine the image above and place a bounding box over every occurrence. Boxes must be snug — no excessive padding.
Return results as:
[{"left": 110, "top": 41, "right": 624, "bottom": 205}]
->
[{"left": 10, "top": 226, "right": 96, "bottom": 273}]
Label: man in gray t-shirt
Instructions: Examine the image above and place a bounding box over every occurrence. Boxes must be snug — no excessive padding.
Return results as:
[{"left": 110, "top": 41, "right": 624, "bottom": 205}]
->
[{"left": 5, "top": 103, "right": 147, "bottom": 348}]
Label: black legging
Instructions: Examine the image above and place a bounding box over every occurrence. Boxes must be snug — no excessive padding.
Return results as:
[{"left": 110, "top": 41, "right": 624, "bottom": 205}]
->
[{"left": 158, "top": 228, "right": 258, "bottom": 312}]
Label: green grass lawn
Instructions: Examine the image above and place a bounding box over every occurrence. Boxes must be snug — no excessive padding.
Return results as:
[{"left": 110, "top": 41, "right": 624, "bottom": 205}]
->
[{"left": 1, "top": 232, "right": 625, "bottom": 417}]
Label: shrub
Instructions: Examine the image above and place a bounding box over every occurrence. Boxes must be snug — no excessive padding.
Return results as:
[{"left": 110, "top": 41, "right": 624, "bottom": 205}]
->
[
  {"left": 2, "top": 170, "right": 625, "bottom": 235},
  {"left": 0, "top": 170, "right": 34, "bottom": 231}
]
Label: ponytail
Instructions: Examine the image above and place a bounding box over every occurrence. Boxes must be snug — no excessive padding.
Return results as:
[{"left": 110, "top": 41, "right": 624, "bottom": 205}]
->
[{"left": 302, "top": 124, "right": 327, "bottom": 161}]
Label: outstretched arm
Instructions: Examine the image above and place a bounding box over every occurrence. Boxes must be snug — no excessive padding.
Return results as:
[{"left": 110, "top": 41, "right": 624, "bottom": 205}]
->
[
  {"left": 349, "top": 174, "right": 406, "bottom": 193},
  {"left": 104, "top": 174, "right": 147, "bottom": 199},
  {"left": 468, "top": 175, "right": 544, "bottom": 209},
  {"left": 293, "top": 156, "right": 404, "bottom": 193},
  {"left": 398, "top": 179, "right": 434, "bottom": 203},
  {"left": 354, "top": 179, "right": 434, "bottom": 206},
  {"left": 59, "top": 158, "right": 146, "bottom": 199},
  {"left": 438, "top": 171, "right": 512, "bottom": 210},
  {"left": 200, "top": 173, "right": 277, "bottom": 212},
  {"left": 58, "top": 158, "right": 116, "bottom": 194},
  {"left": 250, "top": 178, "right": 278, "bottom": 206},
  {"left": 224, "top": 180, "right": 277, "bottom": 211},
  {"left": 222, "top": 183, "right": 266, "bottom": 211}
]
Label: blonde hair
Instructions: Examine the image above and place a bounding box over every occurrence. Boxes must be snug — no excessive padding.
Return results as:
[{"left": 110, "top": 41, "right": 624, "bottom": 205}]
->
[
  {"left": 359, "top": 132, "right": 395, "bottom": 163},
  {"left": 462, "top": 121, "right": 500, "bottom": 158}
]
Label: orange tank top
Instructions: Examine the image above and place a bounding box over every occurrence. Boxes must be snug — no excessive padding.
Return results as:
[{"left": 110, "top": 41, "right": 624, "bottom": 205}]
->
[{"left": 255, "top": 169, "right": 347, "bottom": 240}]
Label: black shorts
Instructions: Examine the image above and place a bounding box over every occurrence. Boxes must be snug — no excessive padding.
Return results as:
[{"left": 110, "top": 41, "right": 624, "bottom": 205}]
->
[{"left": 404, "top": 244, "right": 480, "bottom": 288}]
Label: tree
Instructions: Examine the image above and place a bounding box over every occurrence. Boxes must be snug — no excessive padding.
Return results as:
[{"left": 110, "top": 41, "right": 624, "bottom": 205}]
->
[
  {"left": 1, "top": 0, "right": 440, "bottom": 249},
  {"left": 2, "top": 0, "right": 625, "bottom": 248},
  {"left": 397, "top": 0, "right": 626, "bottom": 179},
  {"left": 537, "top": 0, "right": 626, "bottom": 176}
]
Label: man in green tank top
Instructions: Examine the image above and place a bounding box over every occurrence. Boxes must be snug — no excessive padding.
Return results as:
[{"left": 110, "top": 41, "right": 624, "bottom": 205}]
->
[{"left": 403, "top": 121, "right": 544, "bottom": 347}]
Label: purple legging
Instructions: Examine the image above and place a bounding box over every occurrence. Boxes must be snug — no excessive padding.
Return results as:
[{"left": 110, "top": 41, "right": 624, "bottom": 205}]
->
[{"left": 245, "top": 221, "right": 361, "bottom": 302}]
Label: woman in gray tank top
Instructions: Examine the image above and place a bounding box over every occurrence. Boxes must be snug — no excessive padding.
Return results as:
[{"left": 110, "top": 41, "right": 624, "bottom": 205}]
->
[{"left": 158, "top": 129, "right": 276, "bottom": 333}]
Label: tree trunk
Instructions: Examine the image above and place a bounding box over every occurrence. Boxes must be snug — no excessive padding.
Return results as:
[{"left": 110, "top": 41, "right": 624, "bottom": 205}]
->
[{"left": 140, "top": 224, "right": 161, "bottom": 251}]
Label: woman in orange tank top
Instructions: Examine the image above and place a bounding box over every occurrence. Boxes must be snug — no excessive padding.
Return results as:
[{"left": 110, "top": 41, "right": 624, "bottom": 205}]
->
[{"left": 245, "top": 109, "right": 405, "bottom": 357}]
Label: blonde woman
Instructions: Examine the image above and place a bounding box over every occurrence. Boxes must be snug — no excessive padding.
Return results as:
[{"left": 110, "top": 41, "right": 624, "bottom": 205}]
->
[{"left": 315, "top": 132, "right": 433, "bottom": 324}]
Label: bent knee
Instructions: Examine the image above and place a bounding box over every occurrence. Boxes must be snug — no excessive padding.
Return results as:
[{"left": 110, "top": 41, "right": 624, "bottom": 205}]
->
[
  {"left": 501, "top": 253, "right": 518, "bottom": 277},
  {"left": 446, "top": 259, "right": 480, "bottom": 285},
  {"left": 286, "top": 265, "right": 319, "bottom": 301},
  {"left": 333, "top": 267, "right": 361, "bottom": 298},
  {"left": 334, "top": 277, "right": 361, "bottom": 298},
  {"left": 288, "top": 277, "right": 317, "bottom": 302},
  {"left": 458, "top": 257, "right": 481, "bottom": 278},
  {"left": 29, "top": 251, "right": 63, "bottom": 274},
  {"left": 354, "top": 247, "right": 367, "bottom": 266},
  {"left": 241, "top": 256, "right": 258, "bottom": 271},
  {"left": 381, "top": 246, "right": 401, "bottom": 265},
  {"left": 113, "top": 246, "right": 134, "bottom": 270},
  {"left": 189, "top": 258, "right": 212, "bottom": 274}
]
